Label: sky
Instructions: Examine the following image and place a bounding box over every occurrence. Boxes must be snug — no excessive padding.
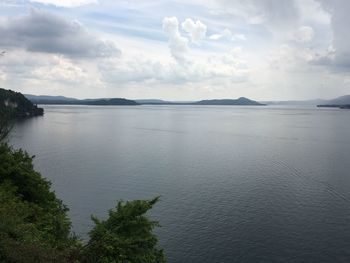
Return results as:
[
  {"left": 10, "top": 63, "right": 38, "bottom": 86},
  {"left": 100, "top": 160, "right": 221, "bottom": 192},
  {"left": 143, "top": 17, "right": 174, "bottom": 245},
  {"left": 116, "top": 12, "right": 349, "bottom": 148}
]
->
[{"left": 0, "top": 0, "right": 349, "bottom": 100}]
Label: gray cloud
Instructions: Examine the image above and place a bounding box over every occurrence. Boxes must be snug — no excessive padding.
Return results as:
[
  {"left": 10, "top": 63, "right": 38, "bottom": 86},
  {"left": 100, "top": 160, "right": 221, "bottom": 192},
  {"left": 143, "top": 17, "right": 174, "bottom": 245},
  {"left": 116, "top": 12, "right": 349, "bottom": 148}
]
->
[
  {"left": 217, "top": 0, "right": 299, "bottom": 28},
  {"left": 0, "top": 9, "right": 120, "bottom": 58},
  {"left": 329, "top": 1, "right": 350, "bottom": 68},
  {"left": 224, "top": 0, "right": 350, "bottom": 72},
  {"left": 313, "top": 0, "right": 350, "bottom": 70},
  {"left": 293, "top": 26, "right": 314, "bottom": 43}
]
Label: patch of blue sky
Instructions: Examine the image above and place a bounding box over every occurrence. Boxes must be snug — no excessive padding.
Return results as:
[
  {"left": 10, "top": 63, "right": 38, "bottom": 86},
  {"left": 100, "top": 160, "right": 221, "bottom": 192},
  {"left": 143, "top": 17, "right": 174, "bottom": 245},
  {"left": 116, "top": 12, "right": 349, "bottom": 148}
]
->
[
  {"left": 85, "top": 19, "right": 166, "bottom": 42},
  {"left": 85, "top": 10, "right": 163, "bottom": 31},
  {"left": 0, "top": 1, "right": 29, "bottom": 16}
]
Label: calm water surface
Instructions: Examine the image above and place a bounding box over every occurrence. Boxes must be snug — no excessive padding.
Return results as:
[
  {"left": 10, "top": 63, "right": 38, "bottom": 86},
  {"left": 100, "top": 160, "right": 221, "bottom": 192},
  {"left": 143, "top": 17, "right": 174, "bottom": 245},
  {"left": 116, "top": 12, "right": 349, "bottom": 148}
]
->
[{"left": 10, "top": 105, "right": 350, "bottom": 263}]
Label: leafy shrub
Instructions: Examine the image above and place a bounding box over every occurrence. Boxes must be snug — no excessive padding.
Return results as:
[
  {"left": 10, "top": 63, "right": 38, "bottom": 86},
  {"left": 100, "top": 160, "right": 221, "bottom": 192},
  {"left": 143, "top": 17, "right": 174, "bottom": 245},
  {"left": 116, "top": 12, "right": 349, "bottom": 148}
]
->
[
  {"left": 0, "top": 144, "right": 166, "bottom": 262},
  {"left": 0, "top": 143, "right": 81, "bottom": 262},
  {"left": 84, "top": 197, "right": 166, "bottom": 263}
]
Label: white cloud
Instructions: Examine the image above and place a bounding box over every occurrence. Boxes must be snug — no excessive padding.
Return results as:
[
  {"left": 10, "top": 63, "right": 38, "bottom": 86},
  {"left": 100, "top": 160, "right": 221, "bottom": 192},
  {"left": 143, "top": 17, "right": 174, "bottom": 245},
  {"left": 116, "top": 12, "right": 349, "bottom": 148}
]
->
[
  {"left": 162, "top": 17, "right": 189, "bottom": 63},
  {"left": 29, "top": 0, "right": 98, "bottom": 7},
  {"left": 181, "top": 18, "right": 207, "bottom": 44},
  {"left": 209, "top": 28, "right": 231, "bottom": 40},
  {"left": 208, "top": 34, "right": 221, "bottom": 41},
  {"left": 0, "top": 49, "right": 103, "bottom": 97},
  {"left": 209, "top": 28, "right": 246, "bottom": 41},
  {"left": 293, "top": 26, "right": 314, "bottom": 43},
  {"left": 30, "top": 56, "right": 89, "bottom": 83},
  {"left": 0, "top": 71, "right": 6, "bottom": 82},
  {"left": 98, "top": 47, "right": 249, "bottom": 87},
  {"left": 268, "top": 44, "right": 315, "bottom": 71}
]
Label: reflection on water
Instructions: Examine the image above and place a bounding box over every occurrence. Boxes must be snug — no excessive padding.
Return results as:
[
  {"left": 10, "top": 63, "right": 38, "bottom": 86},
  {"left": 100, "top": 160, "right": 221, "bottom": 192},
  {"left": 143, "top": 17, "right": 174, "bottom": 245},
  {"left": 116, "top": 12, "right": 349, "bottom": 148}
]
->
[{"left": 10, "top": 105, "right": 350, "bottom": 263}]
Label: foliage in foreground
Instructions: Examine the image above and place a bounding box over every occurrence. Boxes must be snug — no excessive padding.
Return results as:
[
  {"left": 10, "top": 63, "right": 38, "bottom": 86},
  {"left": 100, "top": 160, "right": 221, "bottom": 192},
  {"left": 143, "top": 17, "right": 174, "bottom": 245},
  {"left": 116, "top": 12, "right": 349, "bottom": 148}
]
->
[
  {"left": 0, "top": 121, "right": 165, "bottom": 262},
  {"left": 0, "top": 142, "right": 81, "bottom": 262},
  {"left": 84, "top": 197, "right": 166, "bottom": 263}
]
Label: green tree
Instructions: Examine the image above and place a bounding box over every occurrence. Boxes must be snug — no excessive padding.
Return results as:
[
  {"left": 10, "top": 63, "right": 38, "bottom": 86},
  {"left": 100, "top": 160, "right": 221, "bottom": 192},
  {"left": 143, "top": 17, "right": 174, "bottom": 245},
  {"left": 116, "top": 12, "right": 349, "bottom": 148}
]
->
[
  {"left": 84, "top": 197, "right": 166, "bottom": 263},
  {"left": 0, "top": 105, "right": 12, "bottom": 142},
  {"left": 0, "top": 143, "right": 82, "bottom": 262},
  {"left": 0, "top": 114, "right": 81, "bottom": 262}
]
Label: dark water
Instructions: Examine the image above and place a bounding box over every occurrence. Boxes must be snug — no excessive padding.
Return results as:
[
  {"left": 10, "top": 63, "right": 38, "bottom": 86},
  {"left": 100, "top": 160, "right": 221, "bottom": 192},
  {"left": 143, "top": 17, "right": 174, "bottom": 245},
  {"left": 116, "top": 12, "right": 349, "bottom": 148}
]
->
[{"left": 9, "top": 105, "right": 350, "bottom": 263}]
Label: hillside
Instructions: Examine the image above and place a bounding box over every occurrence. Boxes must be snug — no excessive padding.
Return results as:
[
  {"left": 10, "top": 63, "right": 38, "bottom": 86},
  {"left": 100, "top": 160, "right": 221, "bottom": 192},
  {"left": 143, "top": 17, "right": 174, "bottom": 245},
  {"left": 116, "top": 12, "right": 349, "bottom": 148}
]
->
[
  {"left": 263, "top": 99, "right": 327, "bottom": 106},
  {"left": 25, "top": 94, "right": 77, "bottom": 104},
  {"left": 135, "top": 99, "right": 172, "bottom": 104},
  {"left": 25, "top": 94, "right": 139, "bottom": 106},
  {"left": 0, "top": 88, "right": 43, "bottom": 117},
  {"left": 325, "top": 95, "right": 350, "bottom": 105},
  {"left": 195, "top": 97, "right": 265, "bottom": 106},
  {"left": 317, "top": 95, "right": 350, "bottom": 108}
]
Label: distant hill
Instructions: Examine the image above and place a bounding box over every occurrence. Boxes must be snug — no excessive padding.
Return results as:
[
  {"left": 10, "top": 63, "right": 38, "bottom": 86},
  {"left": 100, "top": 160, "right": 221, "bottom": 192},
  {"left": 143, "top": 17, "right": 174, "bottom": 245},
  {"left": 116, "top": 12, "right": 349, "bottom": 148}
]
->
[
  {"left": 135, "top": 99, "right": 172, "bottom": 104},
  {"left": 25, "top": 94, "right": 264, "bottom": 106},
  {"left": 195, "top": 97, "right": 265, "bottom": 106},
  {"left": 317, "top": 95, "right": 350, "bottom": 108},
  {"left": 134, "top": 99, "right": 196, "bottom": 105},
  {"left": 325, "top": 95, "right": 350, "bottom": 105},
  {"left": 82, "top": 98, "right": 139, "bottom": 106},
  {"left": 0, "top": 88, "right": 43, "bottom": 117},
  {"left": 25, "top": 94, "right": 77, "bottom": 104},
  {"left": 263, "top": 99, "right": 327, "bottom": 106},
  {"left": 25, "top": 94, "right": 139, "bottom": 106}
]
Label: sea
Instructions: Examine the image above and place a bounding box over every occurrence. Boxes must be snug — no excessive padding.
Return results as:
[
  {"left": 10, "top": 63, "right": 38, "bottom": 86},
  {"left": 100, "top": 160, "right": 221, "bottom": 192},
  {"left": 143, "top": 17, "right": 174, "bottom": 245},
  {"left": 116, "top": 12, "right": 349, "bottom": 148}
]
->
[{"left": 9, "top": 105, "right": 350, "bottom": 263}]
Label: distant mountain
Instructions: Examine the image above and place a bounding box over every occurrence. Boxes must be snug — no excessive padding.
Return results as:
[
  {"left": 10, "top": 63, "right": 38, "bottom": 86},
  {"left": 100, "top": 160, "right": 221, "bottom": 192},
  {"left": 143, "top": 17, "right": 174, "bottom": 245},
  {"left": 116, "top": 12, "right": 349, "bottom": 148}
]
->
[
  {"left": 195, "top": 97, "right": 265, "bottom": 106},
  {"left": 135, "top": 99, "right": 197, "bottom": 105},
  {"left": 263, "top": 99, "right": 327, "bottom": 106},
  {"left": 25, "top": 94, "right": 77, "bottom": 103},
  {"left": 325, "top": 95, "right": 350, "bottom": 105},
  {"left": 317, "top": 95, "right": 350, "bottom": 108},
  {"left": 25, "top": 94, "right": 265, "bottom": 106},
  {"left": 25, "top": 94, "right": 139, "bottom": 106},
  {"left": 0, "top": 89, "right": 43, "bottom": 117},
  {"left": 135, "top": 99, "right": 173, "bottom": 104}
]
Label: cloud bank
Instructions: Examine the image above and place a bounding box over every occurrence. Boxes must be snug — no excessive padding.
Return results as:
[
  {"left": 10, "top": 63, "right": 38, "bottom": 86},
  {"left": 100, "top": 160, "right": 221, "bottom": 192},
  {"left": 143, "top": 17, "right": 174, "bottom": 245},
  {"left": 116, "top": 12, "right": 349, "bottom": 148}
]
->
[
  {"left": 0, "top": 9, "right": 120, "bottom": 58},
  {"left": 1, "top": 0, "right": 350, "bottom": 100}
]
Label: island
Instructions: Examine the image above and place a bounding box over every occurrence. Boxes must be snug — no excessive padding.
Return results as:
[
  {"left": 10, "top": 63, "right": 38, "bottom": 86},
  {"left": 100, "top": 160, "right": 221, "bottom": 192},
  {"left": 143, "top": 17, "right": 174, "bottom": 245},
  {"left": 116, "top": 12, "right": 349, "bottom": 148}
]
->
[
  {"left": 82, "top": 98, "right": 139, "bottom": 106},
  {"left": 194, "top": 97, "right": 265, "bottom": 106}
]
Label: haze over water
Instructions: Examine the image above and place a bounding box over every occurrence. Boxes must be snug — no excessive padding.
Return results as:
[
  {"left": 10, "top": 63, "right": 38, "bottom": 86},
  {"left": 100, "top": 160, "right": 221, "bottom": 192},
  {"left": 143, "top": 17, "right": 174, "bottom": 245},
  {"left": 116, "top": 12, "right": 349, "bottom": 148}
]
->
[{"left": 10, "top": 105, "right": 350, "bottom": 263}]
